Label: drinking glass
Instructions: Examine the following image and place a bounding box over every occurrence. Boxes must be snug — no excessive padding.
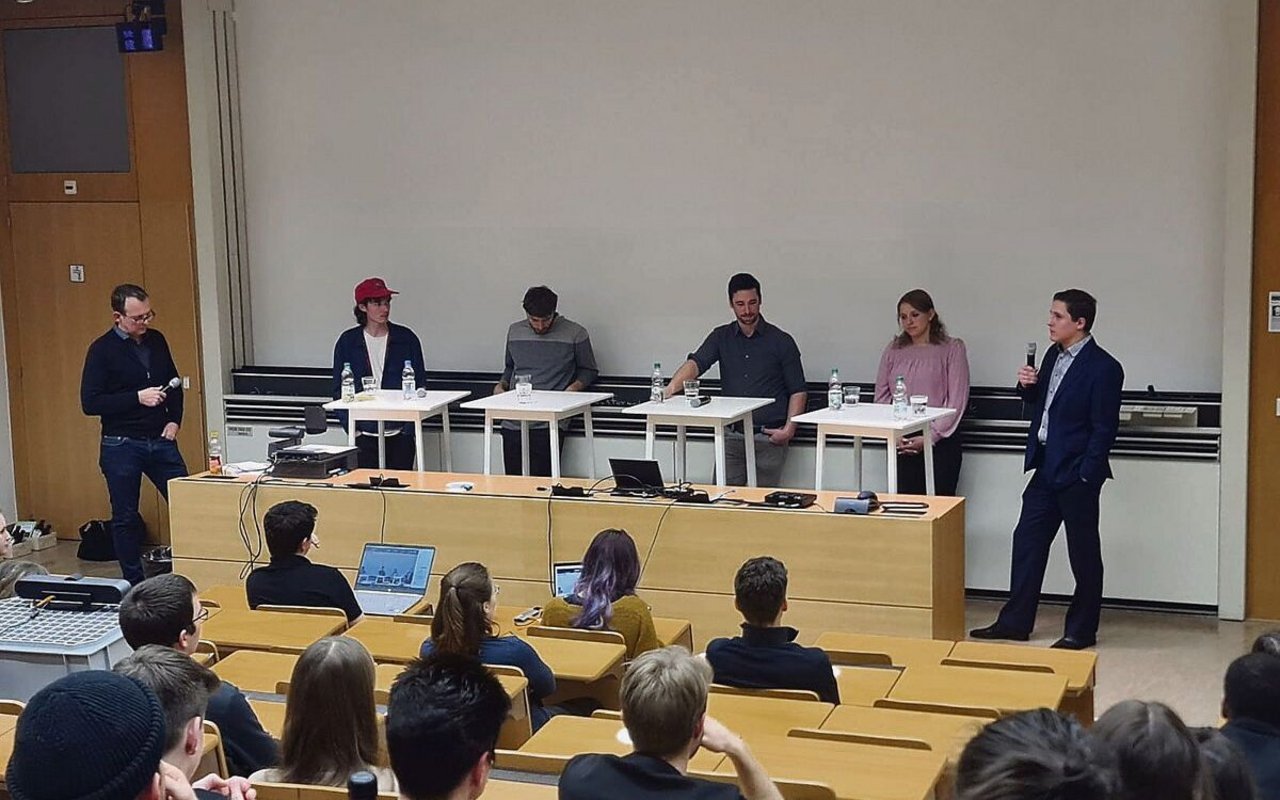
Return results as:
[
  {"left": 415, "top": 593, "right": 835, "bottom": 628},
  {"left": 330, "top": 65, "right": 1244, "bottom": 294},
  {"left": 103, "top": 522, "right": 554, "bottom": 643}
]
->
[
  {"left": 684, "top": 379, "right": 701, "bottom": 406},
  {"left": 910, "top": 394, "right": 928, "bottom": 416},
  {"left": 360, "top": 376, "right": 377, "bottom": 394},
  {"left": 515, "top": 374, "right": 533, "bottom": 404},
  {"left": 842, "top": 385, "right": 861, "bottom": 407}
]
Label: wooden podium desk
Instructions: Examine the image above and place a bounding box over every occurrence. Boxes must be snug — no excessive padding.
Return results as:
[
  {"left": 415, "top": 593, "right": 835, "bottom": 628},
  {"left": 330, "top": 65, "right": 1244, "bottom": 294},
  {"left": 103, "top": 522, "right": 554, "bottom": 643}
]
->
[{"left": 169, "top": 470, "right": 966, "bottom": 646}]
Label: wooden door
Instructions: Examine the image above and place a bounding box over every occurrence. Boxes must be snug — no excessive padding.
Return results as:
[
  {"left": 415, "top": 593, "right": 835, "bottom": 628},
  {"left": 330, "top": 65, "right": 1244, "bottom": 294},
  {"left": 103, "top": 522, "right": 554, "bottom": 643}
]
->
[{"left": 7, "top": 201, "right": 167, "bottom": 539}]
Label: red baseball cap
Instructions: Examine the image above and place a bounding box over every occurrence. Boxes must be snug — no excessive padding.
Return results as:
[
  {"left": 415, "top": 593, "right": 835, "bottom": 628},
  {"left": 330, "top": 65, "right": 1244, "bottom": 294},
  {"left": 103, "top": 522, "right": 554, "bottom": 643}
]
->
[{"left": 354, "top": 277, "right": 399, "bottom": 304}]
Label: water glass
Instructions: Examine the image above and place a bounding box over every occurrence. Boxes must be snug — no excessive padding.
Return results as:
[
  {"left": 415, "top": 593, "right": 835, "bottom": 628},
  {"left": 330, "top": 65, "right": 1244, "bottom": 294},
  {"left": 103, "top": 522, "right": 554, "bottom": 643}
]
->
[
  {"left": 684, "top": 379, "right": 701, "bottom": 406},
  {"left": 360, "top": 376, "right": 377, "bottom": 394},
  {"left": 842, "top": 385, "right": 861, "bottom": 407},
  {"left": 515, "top": 374, "right": 533, "bottom": 404},
  {"left": 910, "top": 394, "right": 928, "bottom": 416}
]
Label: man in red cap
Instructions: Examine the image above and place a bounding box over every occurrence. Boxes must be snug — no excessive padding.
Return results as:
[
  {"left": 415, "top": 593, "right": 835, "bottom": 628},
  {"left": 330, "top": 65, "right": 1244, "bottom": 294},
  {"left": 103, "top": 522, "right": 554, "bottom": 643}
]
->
[{"left": 331, "top": 277, "right": 427, "bottom": 470}]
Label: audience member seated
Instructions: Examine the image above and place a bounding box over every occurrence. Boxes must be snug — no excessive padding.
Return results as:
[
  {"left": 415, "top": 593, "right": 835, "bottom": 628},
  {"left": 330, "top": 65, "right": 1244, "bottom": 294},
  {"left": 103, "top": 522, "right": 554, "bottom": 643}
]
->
[
  {"left": 560, "top": 646, "right": 784, "bottom": 800},
  {"left": 1091, "top": 700, "right": 1206, "bottom": 800},
  {"left": 114, "top": 645, "right": 256, "bottom": 800},
  {"left": 419, "top": 562, "right": 555, "bottom": 729},
  {"left": 120, "top": 573, "right": 279, "bottom": 777},
  {"left": 245, "top": 500, "right": 362, "bottom": 624},
  {"left": 249, "top": 637, "right": 396, "bottom": 791},
  {"left": 0, "top": 559, "right": 47, "bottom": 599},
  {"left": 1250, "top": 629, "right": 1280, "bottom": 657},
  {"left": 5, "top": 670, "right": 233, "bottom": 800},
  {"left": 541, "top": 528, "right": 659, "bottom": 658},
  {"left": 1220, "top": 652, "right": 1280, "bottom": 799},
  {"left": 386, "top": 653, "right": 511, "bottom": 800},
  {"left": 953, "top": 708, "right": 1118, "bottom": 800},
  {"left": 705, "top": 556, "right": 838, "bottom": 703},
  {"left": 1192, "top": 727, "right": 1258, "bottom": 800}
]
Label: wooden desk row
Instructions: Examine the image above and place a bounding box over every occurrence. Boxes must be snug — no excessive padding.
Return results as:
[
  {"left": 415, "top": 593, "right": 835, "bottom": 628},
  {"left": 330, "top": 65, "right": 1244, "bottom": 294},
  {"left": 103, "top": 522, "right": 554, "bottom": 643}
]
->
[{"left": 170, "top": 469, "right": 966, "bottom": 645}]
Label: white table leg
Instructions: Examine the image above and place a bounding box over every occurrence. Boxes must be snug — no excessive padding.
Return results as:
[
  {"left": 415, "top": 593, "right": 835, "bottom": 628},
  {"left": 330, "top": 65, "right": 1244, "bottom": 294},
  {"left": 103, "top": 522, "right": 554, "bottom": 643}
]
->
[
  {"left": 414, "top": 418, "right": 425, "bottom": 472},
  {"left": 440, "top": 410, "right": 453, "bottom": 472},
  {"left": 743, "top": 416, "right": 758, "bottom": 488},
  {"left": 549, "top": 419, "right": 562, "bottom": 479},
  {"left": 520, "top": 421, "right": 531, "bottom": 476},
  {"left": 645, "top": 420, "right": 656, "bottom": 459},
  {"left": 482, "top": 412, "right": 493, "bottom": 475},
  {"left": 377, "top": 420, "right": 386, "bottom": 470},
  {"left": 853, "top": 436, "right": 863, "bottom": 491},
  {"left": 714, "top": 425, "right": 728, "bottom": 488},
  {"left": 886, "top": 433, "right": 899, "bottom": 493},
  {"left": 583, "top": 409, "right": 596, "bottom": 479},
  {"left": 347, "top": 414, "right": 357, "bottom": 447},
  {"left": 922, "top": 432, "right": 936, "bottom": 496},
  {"left": 676, "top": 425, "right": 687, "bottom": 484},
  {"left": 814, "top": 428, "right": 826, "bottom": 491}
]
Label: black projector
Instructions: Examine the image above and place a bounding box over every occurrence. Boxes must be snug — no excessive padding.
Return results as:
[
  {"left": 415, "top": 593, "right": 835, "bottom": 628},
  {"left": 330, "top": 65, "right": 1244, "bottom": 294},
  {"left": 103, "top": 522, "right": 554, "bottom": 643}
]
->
[{"left": 270, "top": 445, "right": 358, "bottom": 479}]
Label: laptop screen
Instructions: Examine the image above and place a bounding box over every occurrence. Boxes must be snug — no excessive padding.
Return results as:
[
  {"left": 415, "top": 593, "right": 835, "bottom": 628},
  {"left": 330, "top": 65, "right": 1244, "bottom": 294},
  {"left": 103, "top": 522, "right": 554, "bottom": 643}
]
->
[
  {"left": 355, "top": 544, "right": 435, "bottom": 594},
  {"left": 609, "top": 458, "right": 665, "bottom": 491},
  {"left": 552, "top": 562, "right": 583, "bottom": 598}
]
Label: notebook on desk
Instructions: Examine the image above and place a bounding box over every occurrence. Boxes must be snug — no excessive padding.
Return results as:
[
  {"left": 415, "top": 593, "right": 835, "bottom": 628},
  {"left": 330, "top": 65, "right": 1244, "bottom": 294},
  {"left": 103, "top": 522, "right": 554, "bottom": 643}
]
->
[{"left": 353, "top": 543, "right": 435, "bottom": 616}]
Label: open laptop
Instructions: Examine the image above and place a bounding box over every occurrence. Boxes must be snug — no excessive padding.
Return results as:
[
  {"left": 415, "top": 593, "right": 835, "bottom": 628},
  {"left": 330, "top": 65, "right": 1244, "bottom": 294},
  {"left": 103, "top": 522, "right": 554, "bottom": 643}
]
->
[
  {"left": 609, "top": 458, "right": 666, "bottom": 496},
  {"left": 552, "top": 561, "right": 583, "bottom": 598},
  {"left": 353, "top": 543, "right": 435, "bottom": 616}
]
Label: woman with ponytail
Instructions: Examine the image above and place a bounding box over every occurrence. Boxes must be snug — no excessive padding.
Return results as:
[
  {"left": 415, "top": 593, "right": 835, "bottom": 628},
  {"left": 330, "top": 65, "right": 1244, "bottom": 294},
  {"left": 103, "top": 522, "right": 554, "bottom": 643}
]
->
[
  {"left": 542, "top": 529, "right": 659, "bottom": 658},
  {"left": 419, "top": 561, "right": 555, "bottom": 729}
]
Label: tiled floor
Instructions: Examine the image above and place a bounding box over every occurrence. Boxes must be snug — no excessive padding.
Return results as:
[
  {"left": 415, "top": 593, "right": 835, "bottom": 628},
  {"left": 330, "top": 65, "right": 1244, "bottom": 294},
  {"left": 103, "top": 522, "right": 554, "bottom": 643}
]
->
[{"left": 26, "top": 541, "right": 1274, "bottom": 726}]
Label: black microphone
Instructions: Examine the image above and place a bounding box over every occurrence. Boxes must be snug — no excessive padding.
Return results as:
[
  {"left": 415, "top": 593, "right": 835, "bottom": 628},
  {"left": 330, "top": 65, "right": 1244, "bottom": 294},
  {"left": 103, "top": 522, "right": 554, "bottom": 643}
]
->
[{"left": 1025, "top": 342, "right": 1037, "bottom": 368}]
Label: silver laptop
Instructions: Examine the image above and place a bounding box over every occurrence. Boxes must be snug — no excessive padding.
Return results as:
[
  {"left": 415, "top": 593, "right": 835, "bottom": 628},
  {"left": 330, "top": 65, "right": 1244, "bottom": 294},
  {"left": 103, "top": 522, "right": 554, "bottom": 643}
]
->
[
  {"left": 354, "top": 543, "right": 435, "bottom": 616},
  {"left": 552, "top": 561, "right": 583, "bottom": 599}
]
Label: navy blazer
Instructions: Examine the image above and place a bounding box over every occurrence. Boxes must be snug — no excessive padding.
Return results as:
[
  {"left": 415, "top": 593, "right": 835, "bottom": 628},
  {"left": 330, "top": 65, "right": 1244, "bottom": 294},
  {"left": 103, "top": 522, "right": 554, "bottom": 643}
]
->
[
  {"left": 331, "top": 322, "right": 427, "bottom": 433},
  {"left": 1019, "top": 338, "right": 1123, "bottom": 488}
]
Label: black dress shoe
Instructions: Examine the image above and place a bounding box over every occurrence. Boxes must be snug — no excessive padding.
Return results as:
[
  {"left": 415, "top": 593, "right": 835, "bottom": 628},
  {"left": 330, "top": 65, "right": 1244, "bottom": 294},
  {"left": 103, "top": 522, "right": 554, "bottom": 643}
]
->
[
  {"left": 1050, "top": 636, "right": 1096, "bottom": 650},
  {"left": 969, "top": 623, "right": 1030, "bottom": 642}
]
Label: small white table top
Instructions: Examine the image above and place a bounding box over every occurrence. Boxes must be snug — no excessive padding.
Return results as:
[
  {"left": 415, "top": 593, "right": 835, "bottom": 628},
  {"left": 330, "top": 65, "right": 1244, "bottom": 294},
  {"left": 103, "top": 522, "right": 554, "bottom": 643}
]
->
[
  {"left": 323, "top": 389, "right": 470, "bottom": 413},
  {"left": 622, "top": 396, "right": 773, "bottom": 422},
  {"left": 460, "top": 390, "right": 613, "bottom": 414},
  {"left": 792, "top": 403, "right": 956, "bottom": 431}
]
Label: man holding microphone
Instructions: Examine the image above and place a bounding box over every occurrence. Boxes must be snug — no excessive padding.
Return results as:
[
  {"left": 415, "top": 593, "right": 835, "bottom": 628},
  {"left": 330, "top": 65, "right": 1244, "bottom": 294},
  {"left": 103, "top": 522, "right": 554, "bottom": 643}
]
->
[
  {"left": 81, "top": 283, "right": 188, "bottom": 584},
  {"left": 971, "top": 289, "right": 1123, "bottom": 650}
]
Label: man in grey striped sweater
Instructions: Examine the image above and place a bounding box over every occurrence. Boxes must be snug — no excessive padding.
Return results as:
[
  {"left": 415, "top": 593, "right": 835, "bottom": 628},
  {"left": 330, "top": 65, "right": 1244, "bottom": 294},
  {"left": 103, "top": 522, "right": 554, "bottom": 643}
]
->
[{"left": 494, "top": 286, "right": 599, "bottom": 476}]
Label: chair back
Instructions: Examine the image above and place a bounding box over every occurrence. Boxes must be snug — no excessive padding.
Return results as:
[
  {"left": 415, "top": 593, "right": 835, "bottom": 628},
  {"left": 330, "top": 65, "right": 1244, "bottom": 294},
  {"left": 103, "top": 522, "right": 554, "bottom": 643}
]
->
[
  {"left": 199, "top": 720, "right": 230, "bottom": 778},
  {"left": 527, "top": 625, "right": 626, "bottom": 647},
  {"left": 940, "top": 657, "right": 1055, "bottom": 674},
  {"left": 692, "top": 770, "right": 838, "bottom": 800},
  {"left": 787, "top": 726, "right": 932, "bottom": 750},
  {"left": 493, "top": 749, "right": 573, "bottom": 774},
  {"left": 873, "top": 697, "right": 1001, "bottom": 720},
  {"left": 710, "top": 683, "right": 822, "bottom": 702},
  {"left": 823, "top": 648, "right": 894, "bottom": 667}
]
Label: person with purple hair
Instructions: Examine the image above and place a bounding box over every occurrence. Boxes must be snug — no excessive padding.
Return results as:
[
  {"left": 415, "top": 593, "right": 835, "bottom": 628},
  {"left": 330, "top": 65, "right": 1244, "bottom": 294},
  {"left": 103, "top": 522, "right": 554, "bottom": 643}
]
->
[{"left": 543, "top": 529, "right": 659, "bottom": 658}]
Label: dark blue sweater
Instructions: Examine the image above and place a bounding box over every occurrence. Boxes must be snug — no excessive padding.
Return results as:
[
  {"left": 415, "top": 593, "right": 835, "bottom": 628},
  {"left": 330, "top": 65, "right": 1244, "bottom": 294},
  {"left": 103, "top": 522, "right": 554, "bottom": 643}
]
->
[
  {"left": 331, "top": 322, "right": 426, "bottom": 434},
  {"left": 80, "top": 327, "right": 183, "bottom": 438},
  {"left": 706, "top": 624, "right": 840, "bottom": 704},
  {"left": 420, "top": 635, "right": 556, "bottom": 730}
]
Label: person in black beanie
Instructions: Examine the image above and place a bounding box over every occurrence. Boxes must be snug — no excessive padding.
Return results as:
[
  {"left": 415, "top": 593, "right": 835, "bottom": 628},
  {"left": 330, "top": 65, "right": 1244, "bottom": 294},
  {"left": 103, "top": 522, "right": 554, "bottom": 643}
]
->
[{"left": 81, "top": 283, "right": 189, "bottom": 584}]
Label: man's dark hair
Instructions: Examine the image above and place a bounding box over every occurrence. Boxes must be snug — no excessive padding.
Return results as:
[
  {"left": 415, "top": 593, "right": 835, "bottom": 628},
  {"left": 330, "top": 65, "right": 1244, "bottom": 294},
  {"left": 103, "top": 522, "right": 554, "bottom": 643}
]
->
[
  {"left": 118, "top": 573, "right": 198, "bottom": 649},
  {"left": 111, "top": 283, "right": 148, "bottom": 314},
  {"left": 1191, "top": 727, "right": 1257, "bottom": 800},
  {"left": 727, "top": 272, "right": 761, "bottom": 299},
  {"left": 386, "top": 652, "right": 511, "bottom": 800},
  {"left": 1053, "top": 289, "right": 1098, "bottom": 333},
  {"left": 264, "top": 500, "right": 319, "bottom": 560},
  {"left": 956, "top": 708, "right": 1118, "bottom": 800},
  {"left": 352, "top": 305, "right": 367, "bottom": 326},
  {"left": 522, "top": 286, "right": 558, "bottom": 318},
  {"left": 734, "top": 556, "right": 787, "bottom": 626},
  {"left": 114, "top": 644, "right": 221, "bottom": 754},
  {"left": 1092, "top": 700, "right": 1203, "bottom": 800},
  {"left": 1250, "top": 629, "right": 1280, "bottom": 656},
  {"left": 1224, "top": 652, "right": 1280, "bottom": 728}
]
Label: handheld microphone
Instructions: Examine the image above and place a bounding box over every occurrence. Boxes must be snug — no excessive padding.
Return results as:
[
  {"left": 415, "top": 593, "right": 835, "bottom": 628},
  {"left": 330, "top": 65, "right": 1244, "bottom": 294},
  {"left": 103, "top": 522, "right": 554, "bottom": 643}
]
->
[
  {"left": 157, "top": 377, "right": 181, "bottom": 394},
  {"left": 1025, "top": 342, "right": 1037, "bottom": 368}
]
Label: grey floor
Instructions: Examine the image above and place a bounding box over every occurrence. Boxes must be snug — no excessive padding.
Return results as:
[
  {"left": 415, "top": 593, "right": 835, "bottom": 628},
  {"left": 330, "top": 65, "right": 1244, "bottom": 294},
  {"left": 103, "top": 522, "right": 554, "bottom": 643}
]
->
[{"left": 28, "top": 542, "right": 1269, "bottom": 726}]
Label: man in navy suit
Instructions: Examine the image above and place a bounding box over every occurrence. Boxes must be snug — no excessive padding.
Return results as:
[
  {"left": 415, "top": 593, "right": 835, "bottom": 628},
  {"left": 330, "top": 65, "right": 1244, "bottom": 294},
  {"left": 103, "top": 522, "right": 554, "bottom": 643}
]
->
[{"left": 971, "top": 289, "right": 1123, "bottom": 650}]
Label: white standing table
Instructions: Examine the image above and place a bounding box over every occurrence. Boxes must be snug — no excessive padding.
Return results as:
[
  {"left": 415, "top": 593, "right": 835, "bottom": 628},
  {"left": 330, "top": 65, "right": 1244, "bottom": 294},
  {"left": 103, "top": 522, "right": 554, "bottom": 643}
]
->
[
  {"left": 791, "top": 403, "right": 957, "bottom": 495},
  {"left": 323, "top": 389, "right": 470, "bottom": 471},
  {"left": 622, "top": 397, "right": 774, "bottom": 488},
  {"left": 460, "top": 390, "right": 614, "bottom": 478}
]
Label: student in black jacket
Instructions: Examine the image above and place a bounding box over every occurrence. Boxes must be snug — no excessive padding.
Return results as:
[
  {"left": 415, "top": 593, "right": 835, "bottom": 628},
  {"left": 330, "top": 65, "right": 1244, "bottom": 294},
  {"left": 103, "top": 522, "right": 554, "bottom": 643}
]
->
[
  {"left": 119, "top": 574, "right": 280, "bottom": 777},
  {"left": 705, "top": 556, "right": 839, "bottom": 704},
  {"left": 80, "top": 284, "right": 188, "bottom": 584},
  {"left": 1221, "top": 653, "right": 1280, "bottom": 799}
]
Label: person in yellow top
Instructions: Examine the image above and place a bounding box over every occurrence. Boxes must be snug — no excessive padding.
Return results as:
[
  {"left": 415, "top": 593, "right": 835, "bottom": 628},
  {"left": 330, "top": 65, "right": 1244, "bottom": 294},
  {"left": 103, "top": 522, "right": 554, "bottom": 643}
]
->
[{"left": 542, "top": 528, "right": 659, "bottom": 658}]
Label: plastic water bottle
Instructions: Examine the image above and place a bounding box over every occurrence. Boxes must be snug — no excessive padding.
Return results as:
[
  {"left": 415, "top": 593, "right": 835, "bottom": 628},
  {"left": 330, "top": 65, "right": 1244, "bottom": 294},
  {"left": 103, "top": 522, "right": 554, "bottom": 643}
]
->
[
  {"left": 401, "top": 360, "right": 416, "bottom": 399},
  {"left": 207, "top": 431, "right": 222, "bottom": 475},
  {"left": 341, "top": 362, "right": 355, "bottom": 402},
  {"left": 650, "top": 362, "right": 664, "bottom": 403},
  {"left": 828, "top": 368, "right": 843, "bottom": 410},
  {"left": 892, "top": 375, "right": 909, "bottom": 420}
]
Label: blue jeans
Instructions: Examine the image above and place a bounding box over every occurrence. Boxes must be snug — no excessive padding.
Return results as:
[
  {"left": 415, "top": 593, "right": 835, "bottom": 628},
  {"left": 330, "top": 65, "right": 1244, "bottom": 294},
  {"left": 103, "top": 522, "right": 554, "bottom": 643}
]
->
[{"left": 99, "top": 435, "right": 188, "bottom": 584}]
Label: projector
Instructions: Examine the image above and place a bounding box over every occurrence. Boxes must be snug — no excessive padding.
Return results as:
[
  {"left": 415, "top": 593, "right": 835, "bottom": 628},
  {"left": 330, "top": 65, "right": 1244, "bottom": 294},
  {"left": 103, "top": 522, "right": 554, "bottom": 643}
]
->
[{"left": 271, "top": 444, "right": 358, "bottom": 479}]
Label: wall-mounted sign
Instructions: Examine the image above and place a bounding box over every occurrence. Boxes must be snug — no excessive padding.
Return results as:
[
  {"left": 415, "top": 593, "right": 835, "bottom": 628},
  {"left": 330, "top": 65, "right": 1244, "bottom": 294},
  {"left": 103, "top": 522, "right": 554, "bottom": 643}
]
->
[{"left": 1271, "top": 292, "right": 1280, "bottom": 333}]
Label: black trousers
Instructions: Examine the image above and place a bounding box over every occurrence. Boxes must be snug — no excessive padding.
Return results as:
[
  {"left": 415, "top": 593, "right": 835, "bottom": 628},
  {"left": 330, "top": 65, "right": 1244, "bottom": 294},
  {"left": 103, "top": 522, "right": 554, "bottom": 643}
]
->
[
  {"left": 894, "top": 434, "right": 963, "bottom": 496},
  {"left": 996, "top": 472, "right": 1105, "bottom": 642},
  {"left": 501, "top": 426, "right": 563, "bottom": 477},
  {"left": 355, "top": 432, "right": 416, "bottom": 471}
]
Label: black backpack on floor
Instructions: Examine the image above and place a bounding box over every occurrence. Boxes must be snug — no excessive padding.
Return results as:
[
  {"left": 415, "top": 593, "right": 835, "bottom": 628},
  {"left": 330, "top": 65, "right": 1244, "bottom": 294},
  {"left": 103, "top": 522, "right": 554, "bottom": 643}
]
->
[{"left": 76, "top": 520, "right": 115, "bottom": 561}]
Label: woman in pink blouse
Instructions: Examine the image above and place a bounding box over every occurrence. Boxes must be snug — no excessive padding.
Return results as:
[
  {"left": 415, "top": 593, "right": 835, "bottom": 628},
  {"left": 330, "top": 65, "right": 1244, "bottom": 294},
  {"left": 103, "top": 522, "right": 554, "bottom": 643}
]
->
[{"left": 874, "top": 289, "right": 970, "bottom": 495}]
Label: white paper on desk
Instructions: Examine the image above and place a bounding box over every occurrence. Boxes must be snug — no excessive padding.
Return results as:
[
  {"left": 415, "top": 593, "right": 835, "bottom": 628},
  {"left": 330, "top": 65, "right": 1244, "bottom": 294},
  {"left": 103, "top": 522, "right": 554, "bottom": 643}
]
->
[{"left": 223, "top": 461, "right": 271, "bottom": 476}]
